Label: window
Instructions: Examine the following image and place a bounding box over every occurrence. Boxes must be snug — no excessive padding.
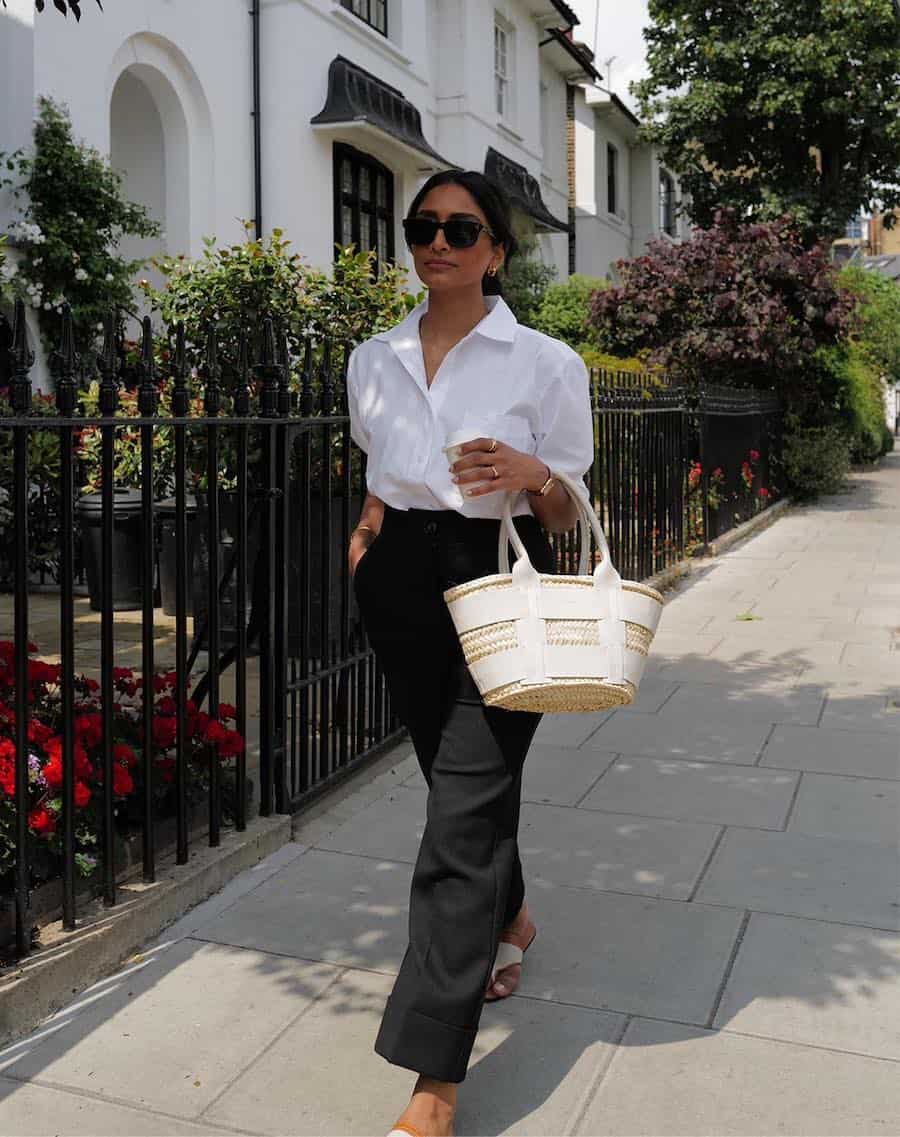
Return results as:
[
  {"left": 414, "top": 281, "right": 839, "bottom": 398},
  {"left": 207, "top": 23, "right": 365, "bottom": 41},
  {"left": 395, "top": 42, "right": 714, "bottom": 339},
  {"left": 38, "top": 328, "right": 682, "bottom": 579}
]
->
[
  {"left": 607, "top": 143, "right": 618, "bottom": 215},
  {"left": 340, "top": 0, "right": 387, "bottom": 37},
  {"left": 845, "top": 216, "right": 864, "bottom": 240},
  {"left": 494, "top": 18, "right": 511, "bottom": 119},
  {"left": 659, "top": 169, "right": 676, "bottom": 236},
  {"left": 333, "top": 143, "right": 395, "bottom": 273}
]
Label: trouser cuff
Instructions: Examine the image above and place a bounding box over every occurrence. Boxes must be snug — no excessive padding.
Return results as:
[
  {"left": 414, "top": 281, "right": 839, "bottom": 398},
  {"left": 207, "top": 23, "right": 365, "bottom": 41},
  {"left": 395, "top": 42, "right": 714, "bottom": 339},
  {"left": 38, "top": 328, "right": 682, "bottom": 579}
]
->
[{"left": 374, "top": 995, "right": 477, "bottom": 1084}]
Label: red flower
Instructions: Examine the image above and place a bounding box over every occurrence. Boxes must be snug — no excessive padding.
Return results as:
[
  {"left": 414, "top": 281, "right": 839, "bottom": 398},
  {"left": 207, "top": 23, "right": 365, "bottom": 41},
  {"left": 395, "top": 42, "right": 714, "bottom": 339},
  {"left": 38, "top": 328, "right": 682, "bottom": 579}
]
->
[
  {"left": 216, "top": 729, "right": 244, "bottom": 758},
  {"left": 152, "top": 716, "right": 177, "bottom": 750},
  {"left": 28, "top": 659, "right": 61, "bottom": 686},
  {"left": 29, "top": 806, "right": 56, "bottom": 835},
  {"left": 28, "top": 719, "right": 54, "bottom": 745},
  {"left": 112, "top": 765, "right": 134, "bottom": 796},
  {"left": 43, "top": 757, "right": 63, "bottom": 788},
  {"left": 205, "top": 720, "right": 228, "bottom": 744},
  {"left": 114, "top": 742, "right": 138, "bottom": 767},
  {"left": 74, "top": 712, "right": 103, "bottom": 749},
  {"left": 749, "top": 449, "right": 760, "bottom": 462},
  {"left": 759, "top": 487, "right": 771, "bottom": 499},
  {"left": 74, "top": 780, "right": 92, "bottom": 808},
  {"left": 217, "top": 703, "right": 237, "bottom": 721},
  {"left": 83, "top": 677, "right": 100, "bottom": 692},
  {"left": 0, "top": 737, "right": 14, "bottom": 762},
  {"left": 155, "top": 695, "right": 176, "bottom": 716}
]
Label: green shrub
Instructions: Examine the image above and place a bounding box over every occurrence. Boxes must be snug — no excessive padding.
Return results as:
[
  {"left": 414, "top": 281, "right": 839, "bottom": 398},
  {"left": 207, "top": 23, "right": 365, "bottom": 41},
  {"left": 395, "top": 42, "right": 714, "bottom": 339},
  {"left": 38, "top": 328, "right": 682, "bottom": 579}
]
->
[
  {"left": 880, "top": 421, "right": 895, "bottom": 455},
  {"left": 781, "top": 422, "right": 851, "bottom": 499},
  {"left": 501, "top": 237, "right": 557, "bottom": 328},
  {"left": 532, "top": 274, "right": 608, "bottom": 347},
  {"left": 811, "top": 344, "right": 886, "bottom": 464}
]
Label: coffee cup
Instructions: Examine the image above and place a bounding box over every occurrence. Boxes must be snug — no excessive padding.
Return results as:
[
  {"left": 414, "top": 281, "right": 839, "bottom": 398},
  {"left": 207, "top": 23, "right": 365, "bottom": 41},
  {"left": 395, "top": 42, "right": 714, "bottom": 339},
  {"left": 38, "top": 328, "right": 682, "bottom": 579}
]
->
[{"left": 443, "top": 428, "right": 499, "bottom": 496}]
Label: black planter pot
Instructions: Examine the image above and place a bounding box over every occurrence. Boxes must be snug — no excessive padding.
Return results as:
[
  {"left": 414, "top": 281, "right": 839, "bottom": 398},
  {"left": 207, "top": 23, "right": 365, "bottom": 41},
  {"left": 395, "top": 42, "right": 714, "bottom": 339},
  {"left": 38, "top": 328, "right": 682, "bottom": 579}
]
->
[
  {"left": 157, "top": 494, "right": 199, "bottom": 617},
  {"left": 76, "top": 488, "right": 144, "bottom": 612},
  {"left": 190, "top": 489, "right": 263, "bottom": 650}
]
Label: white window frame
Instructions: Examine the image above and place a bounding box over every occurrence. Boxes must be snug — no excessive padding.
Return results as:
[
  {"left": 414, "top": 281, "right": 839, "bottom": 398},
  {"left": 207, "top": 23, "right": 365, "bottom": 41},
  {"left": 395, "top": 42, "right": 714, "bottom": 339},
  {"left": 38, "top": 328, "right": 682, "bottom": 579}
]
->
[
  {"left": 607, "top": 142, "right": 619, "bottom": 216},
  {"left": 494, "top": 15, "right": 514, "bottom": 123}
]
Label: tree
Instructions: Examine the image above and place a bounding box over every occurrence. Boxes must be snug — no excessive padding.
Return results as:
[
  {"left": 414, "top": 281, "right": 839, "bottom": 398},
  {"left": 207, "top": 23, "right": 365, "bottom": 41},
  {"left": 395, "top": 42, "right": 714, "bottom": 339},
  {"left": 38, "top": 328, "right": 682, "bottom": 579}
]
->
[
  {"left": 589, "top": 210, "right": 854, "bottom": 398},
  {"left": 635, "top": 0, "right": 900, "bottom": 241},
  {"left": 1, "top": 96, "right": 161, "bottom": 352},
  {"left": 0, "top": 1, "right": 101, "bottom": 18}
]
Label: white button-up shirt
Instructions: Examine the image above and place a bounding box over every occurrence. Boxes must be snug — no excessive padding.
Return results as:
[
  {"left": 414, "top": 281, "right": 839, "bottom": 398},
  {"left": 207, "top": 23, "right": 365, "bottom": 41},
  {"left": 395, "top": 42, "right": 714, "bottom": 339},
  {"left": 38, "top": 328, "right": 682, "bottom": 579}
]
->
[{"left": 346, "top": 294, "right": 594, "bottom": 519}]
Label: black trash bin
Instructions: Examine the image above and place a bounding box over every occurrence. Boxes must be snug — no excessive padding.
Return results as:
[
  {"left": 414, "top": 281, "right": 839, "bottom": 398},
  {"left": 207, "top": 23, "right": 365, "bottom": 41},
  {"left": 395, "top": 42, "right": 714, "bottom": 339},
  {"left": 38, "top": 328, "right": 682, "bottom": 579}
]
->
[
  {"left": 76, "top": 488, "right": 145, "bottom": 612},
  {"left": 157, "top": 494, "right": 199, "bottom": 616}
]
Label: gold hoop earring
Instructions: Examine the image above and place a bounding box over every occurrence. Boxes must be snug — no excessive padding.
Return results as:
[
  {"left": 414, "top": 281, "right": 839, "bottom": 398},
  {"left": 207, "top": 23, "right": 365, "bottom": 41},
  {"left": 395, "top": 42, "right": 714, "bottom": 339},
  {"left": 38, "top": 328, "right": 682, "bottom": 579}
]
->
[{"left": 487, "top": 264, "right": 498, "bottom": 277}]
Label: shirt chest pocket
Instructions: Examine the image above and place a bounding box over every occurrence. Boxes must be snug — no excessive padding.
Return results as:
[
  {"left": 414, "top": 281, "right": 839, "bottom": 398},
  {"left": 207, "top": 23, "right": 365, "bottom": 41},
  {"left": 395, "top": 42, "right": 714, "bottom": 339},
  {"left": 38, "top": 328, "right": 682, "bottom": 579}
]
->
[{"left": 489, "top": 412, "right": 536, "bottom": 455}]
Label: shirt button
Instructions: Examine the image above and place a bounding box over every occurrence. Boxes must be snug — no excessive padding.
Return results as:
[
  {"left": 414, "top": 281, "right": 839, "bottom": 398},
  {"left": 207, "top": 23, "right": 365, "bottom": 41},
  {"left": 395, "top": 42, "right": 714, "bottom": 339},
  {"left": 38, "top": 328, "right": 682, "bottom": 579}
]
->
[{"left": 424, "top": 520, "right": 438, "bottom": 536}]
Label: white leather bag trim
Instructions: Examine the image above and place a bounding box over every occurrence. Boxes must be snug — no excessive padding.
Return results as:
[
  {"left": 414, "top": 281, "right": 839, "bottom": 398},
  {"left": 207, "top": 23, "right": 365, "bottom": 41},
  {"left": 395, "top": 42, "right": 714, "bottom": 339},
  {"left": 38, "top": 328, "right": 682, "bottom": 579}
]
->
[
  {"left": 446, "top": 586, "right": 524, "bottom": 632},
  {"left": 622, "top": 591, "right": 665, "bottom": 634},
  {"left": 469, "top": 644, "right": 646, "bottom": 692},
  {"left": 448, "top": 581, "right": 662, "bottom": 636}
]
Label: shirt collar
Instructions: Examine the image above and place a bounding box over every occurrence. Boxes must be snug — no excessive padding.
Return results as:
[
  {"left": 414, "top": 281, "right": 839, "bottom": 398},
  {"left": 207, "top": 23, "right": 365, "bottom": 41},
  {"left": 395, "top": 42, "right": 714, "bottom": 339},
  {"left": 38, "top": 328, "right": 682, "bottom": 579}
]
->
[{"left": 374, "top": 293, "right": 518, "bottom": 345}]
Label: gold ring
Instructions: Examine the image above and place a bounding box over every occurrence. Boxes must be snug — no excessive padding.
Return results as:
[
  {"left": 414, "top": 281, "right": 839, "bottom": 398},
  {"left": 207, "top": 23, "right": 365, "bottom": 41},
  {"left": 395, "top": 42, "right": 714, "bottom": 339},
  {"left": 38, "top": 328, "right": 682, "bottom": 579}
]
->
[
  {"left": 490, "top": 465, "right": 499, "bottom": 480},
  {"left": 487, "top": 438, "right": 498, "bottom": 453}
]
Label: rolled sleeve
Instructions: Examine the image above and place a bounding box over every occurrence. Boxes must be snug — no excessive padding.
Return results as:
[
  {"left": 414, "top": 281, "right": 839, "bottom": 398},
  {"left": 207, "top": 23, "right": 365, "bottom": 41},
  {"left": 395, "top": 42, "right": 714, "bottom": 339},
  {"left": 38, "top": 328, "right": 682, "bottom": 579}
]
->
[
  {"left": 346, "top": 345, "right": 370, "bottom": 454},
  {"left": 535, "top": 349, "right": 594, "bottom": 507}
]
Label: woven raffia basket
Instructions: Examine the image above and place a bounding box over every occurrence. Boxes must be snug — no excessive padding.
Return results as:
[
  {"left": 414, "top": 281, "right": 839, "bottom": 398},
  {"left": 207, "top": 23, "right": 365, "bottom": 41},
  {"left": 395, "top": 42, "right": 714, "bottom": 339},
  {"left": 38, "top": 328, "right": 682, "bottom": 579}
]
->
[{"left": 444, "top": 472, "right": 664, "bottom": 713}]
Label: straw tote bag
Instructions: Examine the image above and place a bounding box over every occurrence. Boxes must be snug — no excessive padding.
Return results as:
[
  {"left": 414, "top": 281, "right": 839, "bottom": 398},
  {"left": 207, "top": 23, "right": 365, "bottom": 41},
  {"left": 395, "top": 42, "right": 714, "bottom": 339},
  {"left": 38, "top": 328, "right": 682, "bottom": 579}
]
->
[{"left": 443, "top": 471, "right": 665, "bottom": 713}]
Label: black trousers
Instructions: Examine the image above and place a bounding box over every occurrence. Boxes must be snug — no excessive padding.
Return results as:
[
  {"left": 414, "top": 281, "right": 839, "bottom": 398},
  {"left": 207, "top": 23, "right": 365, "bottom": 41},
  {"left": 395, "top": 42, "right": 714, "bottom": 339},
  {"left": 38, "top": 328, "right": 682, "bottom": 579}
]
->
[{"left": 353, "top": 503, "right": 555, "bottom": 1084}]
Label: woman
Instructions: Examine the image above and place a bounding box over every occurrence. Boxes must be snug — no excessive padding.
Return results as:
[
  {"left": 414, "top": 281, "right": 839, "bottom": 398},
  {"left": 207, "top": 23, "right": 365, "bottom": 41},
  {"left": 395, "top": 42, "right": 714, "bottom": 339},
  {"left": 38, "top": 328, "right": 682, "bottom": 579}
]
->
[{"left": 346, "top": 170, "right": 594, "bottom": 1137}]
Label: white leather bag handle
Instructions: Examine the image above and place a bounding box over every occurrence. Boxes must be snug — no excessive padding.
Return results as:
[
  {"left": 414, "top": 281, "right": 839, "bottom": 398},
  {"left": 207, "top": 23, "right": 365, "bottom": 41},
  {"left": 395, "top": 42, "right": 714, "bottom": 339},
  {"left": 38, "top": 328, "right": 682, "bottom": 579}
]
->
[{"left": 498, "top": 470, "right": 620, "bottom": 588}]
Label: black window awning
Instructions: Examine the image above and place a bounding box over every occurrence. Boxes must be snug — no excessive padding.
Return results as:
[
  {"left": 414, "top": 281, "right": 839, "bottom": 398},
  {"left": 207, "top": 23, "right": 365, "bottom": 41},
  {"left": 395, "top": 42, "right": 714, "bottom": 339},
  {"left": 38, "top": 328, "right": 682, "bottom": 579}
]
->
[
  {"left": 484, "top": 147, "right": 569, "bottom": 233},
  {"left": 311, "top": 56, "right": 452, "bottom": 170}
]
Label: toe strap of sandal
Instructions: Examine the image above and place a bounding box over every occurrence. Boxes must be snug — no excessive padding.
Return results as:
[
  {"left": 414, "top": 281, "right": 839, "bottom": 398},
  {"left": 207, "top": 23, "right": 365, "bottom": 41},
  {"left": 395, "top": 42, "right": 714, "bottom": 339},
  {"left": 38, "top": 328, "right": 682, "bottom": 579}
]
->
[{"left": 490, "top": 940, "right": 524, "bottom": 983}]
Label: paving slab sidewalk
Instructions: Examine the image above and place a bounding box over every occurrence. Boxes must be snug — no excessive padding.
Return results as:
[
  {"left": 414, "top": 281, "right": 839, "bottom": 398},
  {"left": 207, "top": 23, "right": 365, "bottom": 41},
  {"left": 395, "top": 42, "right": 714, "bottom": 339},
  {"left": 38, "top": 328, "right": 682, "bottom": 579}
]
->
[{"left": 1, "top": 452, "right": 899, "bottom": 1137}]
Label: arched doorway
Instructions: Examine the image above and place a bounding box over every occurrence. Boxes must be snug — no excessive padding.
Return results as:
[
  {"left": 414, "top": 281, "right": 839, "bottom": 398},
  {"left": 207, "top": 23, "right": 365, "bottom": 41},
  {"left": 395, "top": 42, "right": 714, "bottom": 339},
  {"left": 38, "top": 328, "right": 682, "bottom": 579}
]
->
[{"left": 110, "top": 63, "right": 191, "bottom": 302}]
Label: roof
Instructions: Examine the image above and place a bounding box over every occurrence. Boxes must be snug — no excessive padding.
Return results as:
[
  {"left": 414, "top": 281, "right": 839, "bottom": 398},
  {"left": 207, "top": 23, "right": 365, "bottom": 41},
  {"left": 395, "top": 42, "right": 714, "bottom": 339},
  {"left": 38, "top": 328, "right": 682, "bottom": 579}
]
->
[
  {"left": 538, "top": 27, "right": 601, "bottom": 82},
  {"left": 484, "top": 147, "right": 570, "bottom": 233},
  {"left": 310, "top": 56, "right": 451, "bottom": 168}
]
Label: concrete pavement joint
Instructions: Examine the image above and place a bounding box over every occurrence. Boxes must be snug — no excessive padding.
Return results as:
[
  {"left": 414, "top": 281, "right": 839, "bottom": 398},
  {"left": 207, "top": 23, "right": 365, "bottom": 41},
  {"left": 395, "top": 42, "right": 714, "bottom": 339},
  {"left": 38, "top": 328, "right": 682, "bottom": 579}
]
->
[
  {"left": 704, "top": 910, "right": 751, "bottom": 1029},
  {"left": 752, "top": 722, "right": 779, "bottom": 765},
  {"left": 194, "top": 965, "right": 350, "bottom": 1126},
  {"left": 564, "top": 1013, "right": 632, "bottom": 1137},
  {"left": 690, "top": 899, "right": 900, "bottom": 936},
  {"left": 0, "top": 1072, "right": 263, "bottom": 1136},
  {"left": 571, "top": 753, "right": 621, "bottom": 807},
  {"left": 685, "top": 827, "right": 727, "bottom": 903},
  {"left": 779, "top": 770, "right": 805, "bottom": 831}
]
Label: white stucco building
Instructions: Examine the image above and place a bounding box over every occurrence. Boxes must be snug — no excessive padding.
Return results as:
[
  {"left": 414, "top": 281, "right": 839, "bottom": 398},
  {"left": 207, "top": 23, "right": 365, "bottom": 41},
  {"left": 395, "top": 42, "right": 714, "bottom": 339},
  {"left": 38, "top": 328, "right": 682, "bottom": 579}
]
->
[{"left": 1, "top": 0, "right": 685, "bottom": 385}]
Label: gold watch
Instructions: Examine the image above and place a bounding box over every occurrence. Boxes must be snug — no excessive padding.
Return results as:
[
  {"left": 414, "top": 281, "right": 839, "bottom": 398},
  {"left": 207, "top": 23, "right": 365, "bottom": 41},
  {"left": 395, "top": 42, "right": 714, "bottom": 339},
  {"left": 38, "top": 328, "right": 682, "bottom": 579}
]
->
[{"left": 527, "top": 467, "right": 556, "bottom": 497}]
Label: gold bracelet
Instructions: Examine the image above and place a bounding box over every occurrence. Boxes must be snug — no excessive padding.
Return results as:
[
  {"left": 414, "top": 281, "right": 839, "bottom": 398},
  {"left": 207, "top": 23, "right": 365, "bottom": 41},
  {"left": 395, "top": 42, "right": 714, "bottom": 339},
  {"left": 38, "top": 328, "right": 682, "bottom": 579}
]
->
[{"left": 352, "top": 524, "right": 378, "bottom": 538}]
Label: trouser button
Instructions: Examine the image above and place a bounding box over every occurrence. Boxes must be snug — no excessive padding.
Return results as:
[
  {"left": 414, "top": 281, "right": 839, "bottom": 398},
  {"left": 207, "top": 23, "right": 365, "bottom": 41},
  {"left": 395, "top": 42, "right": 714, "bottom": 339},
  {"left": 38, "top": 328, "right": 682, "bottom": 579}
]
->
[{"left": 423, "top": 520, "right": 438, "bottom": 536}]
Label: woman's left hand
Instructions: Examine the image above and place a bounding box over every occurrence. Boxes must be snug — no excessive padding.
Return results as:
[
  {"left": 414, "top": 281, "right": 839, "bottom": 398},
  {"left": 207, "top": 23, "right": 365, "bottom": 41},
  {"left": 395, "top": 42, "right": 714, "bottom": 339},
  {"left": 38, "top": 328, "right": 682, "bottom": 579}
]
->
[{"left": 450, "top": 437, "right": 549, "bottom": 498}]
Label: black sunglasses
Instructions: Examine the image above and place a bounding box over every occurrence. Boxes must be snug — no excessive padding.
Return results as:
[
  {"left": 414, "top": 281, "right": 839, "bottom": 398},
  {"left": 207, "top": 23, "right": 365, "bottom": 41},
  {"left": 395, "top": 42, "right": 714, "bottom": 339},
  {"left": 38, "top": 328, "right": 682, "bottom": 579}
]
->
[{"left": 402, "top": 216, "right": 496, "bottom": 249}]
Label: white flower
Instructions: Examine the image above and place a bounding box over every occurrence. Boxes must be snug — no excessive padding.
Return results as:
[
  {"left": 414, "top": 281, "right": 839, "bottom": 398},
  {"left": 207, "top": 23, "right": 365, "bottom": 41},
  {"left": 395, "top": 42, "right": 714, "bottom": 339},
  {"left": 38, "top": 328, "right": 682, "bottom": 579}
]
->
[
  {"left": 32, "top": 256, "right": 43, "bottom": 267},
  {"left": 0, "top": 262, "right": 17, "bottom": 282},
  {"left": 30, "top": 298, "right": 41, "bottom": 309},
  {"left": 74, "top": 267, "right": 88, "bottom": 281},
  {"left": 105, "top": 273, "right": 114, "bottom": 282},
  {"left": 96, "top": 322, "right": 104, "bottom": 331},
  {"left": 43, "top": 301, "right": 52, "bottom": 310}
]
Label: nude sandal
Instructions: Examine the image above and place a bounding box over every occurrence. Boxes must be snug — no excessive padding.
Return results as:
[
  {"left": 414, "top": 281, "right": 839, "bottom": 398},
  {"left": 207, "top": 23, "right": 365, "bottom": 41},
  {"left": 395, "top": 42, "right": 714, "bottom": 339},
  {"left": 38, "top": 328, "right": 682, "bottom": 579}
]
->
[
  {"left": 484, "top": 928, "right": 537, "bottom": 1002},
  {"left": 387, "top": 1125, "right": 425, "bottom": 1137}
]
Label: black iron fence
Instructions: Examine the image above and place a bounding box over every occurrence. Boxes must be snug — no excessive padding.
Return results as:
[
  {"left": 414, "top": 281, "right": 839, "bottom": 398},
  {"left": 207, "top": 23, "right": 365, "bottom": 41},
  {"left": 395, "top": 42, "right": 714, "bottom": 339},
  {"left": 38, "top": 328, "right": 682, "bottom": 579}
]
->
[{"left": 0, "top": 300, "right": 782, "bottom": 964}]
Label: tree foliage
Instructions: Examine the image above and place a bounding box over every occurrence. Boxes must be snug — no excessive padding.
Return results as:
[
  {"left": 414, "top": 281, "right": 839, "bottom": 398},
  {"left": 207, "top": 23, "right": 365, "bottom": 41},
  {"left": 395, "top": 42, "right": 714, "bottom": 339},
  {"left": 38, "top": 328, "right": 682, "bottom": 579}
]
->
[
  {"left": 0, "top": 1, "right": 101, "bottom": 18},
  {"left": 1, "top": 96, "right": 160, "bottom": 352},
  {"left": 589, "top": 211, "right": 854, "bottom": 397},
  {"left": 635, "top": 0, "right": 900, "bottom": 240}
]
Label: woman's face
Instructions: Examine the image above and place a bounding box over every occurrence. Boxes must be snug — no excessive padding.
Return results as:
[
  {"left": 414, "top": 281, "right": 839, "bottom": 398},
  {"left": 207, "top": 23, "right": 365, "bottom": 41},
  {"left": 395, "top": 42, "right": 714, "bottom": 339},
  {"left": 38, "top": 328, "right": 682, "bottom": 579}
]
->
[{"left": 407, "top": 182, "right": 504, "bottom": 294}]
